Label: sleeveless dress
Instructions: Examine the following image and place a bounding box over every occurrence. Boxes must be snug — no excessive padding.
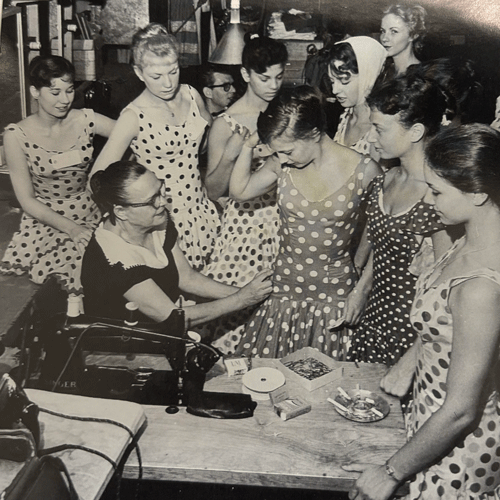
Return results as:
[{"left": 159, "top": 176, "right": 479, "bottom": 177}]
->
[
  {"left": 199, "top": 113, "right": 280, "bottom": 354},
  {"left": 1, "top": 110, "right": 101, "bottom": 294},
  {"left": 405, "top": 239, "right": 500, "bottom": 499},
  {"left": 334, "top": 108, "right": 372, "bottom": 156},
  {"left": 348, "top": 174, "right": 446, "bottom": 366},
  {"left": 126, "top": 84, "right": 220, "bottom": 270},
  {"left": 236, "top": 156, "right": 372, "bottom": 359}
]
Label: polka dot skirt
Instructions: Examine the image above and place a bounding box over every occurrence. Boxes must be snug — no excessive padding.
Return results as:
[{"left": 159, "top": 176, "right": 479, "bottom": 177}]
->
[
  {"left": 406, "top": 246, "right": 500, "bottom": 499},
  {"left": 236, "top": 157, "right": 370, "bottom": 359},
  {"left": 126, "top": 85, "right": 220, "bottom": 270},
  {"left": 1, "top": 110, "right": 101, "bottom": 293},
  {"left": 197, "top": 114, "right": 280, "bottom": 353},
  {"left": 349, "top": 174, "right": 445, "bottom": 366}
]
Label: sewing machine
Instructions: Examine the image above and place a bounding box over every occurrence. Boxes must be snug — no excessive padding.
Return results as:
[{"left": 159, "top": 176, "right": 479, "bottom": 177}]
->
[{"left": 17, "top": 308, "right": 221, "bottom": 406}]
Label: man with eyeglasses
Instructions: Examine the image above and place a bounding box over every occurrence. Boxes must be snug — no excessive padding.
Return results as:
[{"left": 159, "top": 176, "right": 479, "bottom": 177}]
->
[{"left": 200, "top": 64, "right": 237, "bottom": 117}]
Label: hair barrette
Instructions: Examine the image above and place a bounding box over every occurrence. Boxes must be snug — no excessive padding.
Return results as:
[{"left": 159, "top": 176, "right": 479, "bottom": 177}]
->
[{"left": 441, "top": 114, "right": 452, "bottom": 127}]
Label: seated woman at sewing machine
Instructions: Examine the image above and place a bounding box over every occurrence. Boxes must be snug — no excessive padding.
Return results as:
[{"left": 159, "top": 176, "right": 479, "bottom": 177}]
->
[{"left": 81, "top": 161, "right": 272, "bottom": 328}]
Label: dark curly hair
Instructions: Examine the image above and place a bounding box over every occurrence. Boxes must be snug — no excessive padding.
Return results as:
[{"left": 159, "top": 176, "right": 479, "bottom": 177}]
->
[
  {"left": 367, "top": 72, "right": 452, "bottom": 138},
  {"left": 326, "top": 42, "right": 359, "bottom": 79},
  {"left": 242, "top": 35, "right": 288, "bottom": 74},
  {"left": 407, "top": 57, "right": 486, "bottom": 124}
]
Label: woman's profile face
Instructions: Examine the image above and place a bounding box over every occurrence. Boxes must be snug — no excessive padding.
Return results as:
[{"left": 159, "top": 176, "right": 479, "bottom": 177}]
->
[
  {"left": 423, "top": 162, "right": 474, "bottom": 226},
  {"left": 34, "top": 75, "right": 75, "bottom": 118},
  {"left": 327, "top": 62, "right": 359, "bottom": 108},
  {"left": 135, "top": 51, "right": 180, "bottom": 101},
  {"left": 367, "top": 108, "right": 414, "bottom": 159},
  {"left": 380, "top": 13, "right": 414, "bottom": 58},
  {"left": 245, "top": 63, "right": 285, "bottom": 103}
]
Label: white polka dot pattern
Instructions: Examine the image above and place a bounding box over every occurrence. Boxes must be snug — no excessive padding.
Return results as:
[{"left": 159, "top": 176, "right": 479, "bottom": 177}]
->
[
  {"left": 405, "top": 247, "right": 500, "bottom": 499},
  {"left": 197, "top": 113, "right": 280, "bottom": 354},
  {"left": 349, "top": 174, "right": 445, "bottom": 366},
  {"left": 236, "top": 156, "right": 371, "bottom": 359},
  {"left": 334, "top": 109, "right": 372, "bottom": 156}
]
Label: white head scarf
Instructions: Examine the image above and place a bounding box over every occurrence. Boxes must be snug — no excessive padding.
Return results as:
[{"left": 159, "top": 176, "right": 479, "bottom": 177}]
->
[{"left": 335, "top": 36, "right": 387, "bottom": 105}]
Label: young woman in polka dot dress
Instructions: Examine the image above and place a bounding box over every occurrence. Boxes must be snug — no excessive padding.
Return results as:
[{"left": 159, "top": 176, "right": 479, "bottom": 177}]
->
[
  {"left": 232, "top": 86, "right": 380, "bottom": 359},
  {"left": 198, "top": 36, "right": 288, "bottom": 352},
  {"left": 327, "top": 36, "right": 387, "bottom": 161},
  {"left": 347, "top": 124, "right": 500, "bottom": 500},
  {"left": 348, "top": 73, "right": 453, "bottom": 367},
  {"left": 1, "top": 56, "right": 114, "bottom": 295},
  {"left": 91, "top": 23, "right": 219, "bottom": 270}
]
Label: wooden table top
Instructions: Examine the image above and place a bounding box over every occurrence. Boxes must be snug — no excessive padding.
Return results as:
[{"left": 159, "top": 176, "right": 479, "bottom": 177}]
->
[
  {"left": 0, "top": 390, "right": 146, "bottom": 500},
  {"left": 123, "top": 359, "right": 406, "bottom": 492}
]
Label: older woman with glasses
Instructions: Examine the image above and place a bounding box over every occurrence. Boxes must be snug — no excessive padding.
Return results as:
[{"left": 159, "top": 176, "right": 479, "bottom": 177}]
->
[
  {"left": 90, "top": 23, "right": 219, "bottom": 271},
  {"left": 82, "top": 160, "right": 272, "bottom": 327}
]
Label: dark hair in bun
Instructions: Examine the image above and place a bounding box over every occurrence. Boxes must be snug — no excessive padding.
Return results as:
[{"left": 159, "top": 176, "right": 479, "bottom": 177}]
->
[{"left": 91, "top": 161, "right": 147, "bottom": 225}]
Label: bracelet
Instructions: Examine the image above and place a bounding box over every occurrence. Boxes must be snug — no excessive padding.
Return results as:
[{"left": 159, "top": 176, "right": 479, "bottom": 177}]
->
[{"left": 385, "top": 461, "right": 403, "bottom": 483}]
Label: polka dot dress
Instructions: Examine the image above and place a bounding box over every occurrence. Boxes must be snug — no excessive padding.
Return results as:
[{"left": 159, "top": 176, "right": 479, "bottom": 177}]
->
[
  {"left": 0, "top": 110, "right": 101, "bottom": 294},
  {"left": 334, "top": 108, "right": 372, "bottom": 156},
  {"left": 199, "top": 113, "right": 280, "bottom": 354},
  {"left": 349, "top": 174, "right": 445, "bottom": 366},
  {"left": 406, "top": 241, "right": 500, "bottom": 499},
  {"left": 126, "top": 85, "right": 220, "bottom": 270},
  {"left": 235, "top": 156, "right": 371, "bottom": 359}
]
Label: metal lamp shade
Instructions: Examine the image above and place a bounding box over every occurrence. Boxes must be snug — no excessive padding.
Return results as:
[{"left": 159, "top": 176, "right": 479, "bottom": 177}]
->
[{"left": 208, "top": 22, "right": 247, "bottom": 65}]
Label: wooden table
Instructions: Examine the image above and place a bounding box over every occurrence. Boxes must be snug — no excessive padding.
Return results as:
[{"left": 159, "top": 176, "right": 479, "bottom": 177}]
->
[
  {"left": 0, "top": 390, "right": 146, "bottom": 500},
  {"left": 123, "top": 359, "right": 406, "bottom": 492}
]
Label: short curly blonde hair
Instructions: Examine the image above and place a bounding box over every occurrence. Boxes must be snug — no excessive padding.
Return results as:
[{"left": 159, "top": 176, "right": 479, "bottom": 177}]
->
[{"left": 383, "top": 4, "right": 427, "bottom": 54}]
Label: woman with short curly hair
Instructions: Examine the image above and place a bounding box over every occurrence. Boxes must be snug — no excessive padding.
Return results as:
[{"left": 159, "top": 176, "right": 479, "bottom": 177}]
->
[{"left": 379, "top": 3, "right": 427, "bottom": 78}]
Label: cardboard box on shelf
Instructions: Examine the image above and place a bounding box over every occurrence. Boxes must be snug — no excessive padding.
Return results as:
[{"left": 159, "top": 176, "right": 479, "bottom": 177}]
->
[
  {"left": 51, "top": 37, "right": 103, "bottom": 81},
  {"left": 277, "top": 347, "right": 343, "bottom": 391}
]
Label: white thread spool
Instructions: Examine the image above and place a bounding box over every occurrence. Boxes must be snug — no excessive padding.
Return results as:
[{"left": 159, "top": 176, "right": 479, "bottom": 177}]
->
[{"left": 67, "top": 294, "right": 82, "bottom": 317}]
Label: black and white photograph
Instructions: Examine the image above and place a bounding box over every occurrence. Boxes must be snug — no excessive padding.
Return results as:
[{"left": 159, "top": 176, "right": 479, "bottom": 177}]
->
[{"left": 1, "top": 1, "right": 500, "bottom": 499}]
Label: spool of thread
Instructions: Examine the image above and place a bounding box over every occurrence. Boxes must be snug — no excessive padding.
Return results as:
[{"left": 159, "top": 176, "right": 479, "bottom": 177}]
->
[
  {"left": 66, "top": 294, "right": 82, "bottom": 318},
  {"left": 125, "top": 302, "right": 139, "bottom": 326}
]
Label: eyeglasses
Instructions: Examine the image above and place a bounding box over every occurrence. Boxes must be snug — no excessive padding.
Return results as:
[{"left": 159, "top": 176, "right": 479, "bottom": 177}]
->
[
  {"left": 120, "top": 181, "right": 167, "bottom": 209},
  {"left": 208, "top": 82, "right": 234, "bottom": 92}
]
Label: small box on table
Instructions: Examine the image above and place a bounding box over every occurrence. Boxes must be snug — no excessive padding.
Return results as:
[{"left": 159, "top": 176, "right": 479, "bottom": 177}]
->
[
  {"left": 270, "top": 385, "right": 311, "bottom": 421},
  {"left": 277, "top": 347, "right": 343, "bottom": 391}
]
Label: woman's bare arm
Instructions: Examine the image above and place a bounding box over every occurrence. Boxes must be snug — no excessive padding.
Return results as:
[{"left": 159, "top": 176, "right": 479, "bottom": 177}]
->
[{"left": 4, "top": 129, "right": 92, "bottom": 254}]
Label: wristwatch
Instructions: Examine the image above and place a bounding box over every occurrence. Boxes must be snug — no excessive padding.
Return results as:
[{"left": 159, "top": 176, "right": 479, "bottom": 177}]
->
[{"left": 385, "top": 461, "right": 403, "bottom": 482}]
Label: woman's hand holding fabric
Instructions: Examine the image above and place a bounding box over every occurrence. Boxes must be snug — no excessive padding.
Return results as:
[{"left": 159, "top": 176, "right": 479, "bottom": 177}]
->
[
  {"left": 344, "top": 286, "right": 368, "bottom": 325},
  {"left": 67, "top": 224, "right": 93, "bottom": 255},
  {"left": 244, "top": 130, "right": 261, "bottom": 149},
  {"left": 236, "top": 269, "right": 273, "bottom": 307},
  {"left": 225, "top": 124, "right": 250, "bottom": 161}
]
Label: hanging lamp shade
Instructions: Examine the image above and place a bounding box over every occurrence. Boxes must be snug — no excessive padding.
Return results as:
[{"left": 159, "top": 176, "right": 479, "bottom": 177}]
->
[{"left": 208, "top": 0, "right": 246, "bottom": 65}]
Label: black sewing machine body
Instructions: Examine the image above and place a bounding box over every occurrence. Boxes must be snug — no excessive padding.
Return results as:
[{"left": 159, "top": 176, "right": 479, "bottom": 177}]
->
[{"left": 19, "top": 310, "right": 219, "bottom": 406}]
